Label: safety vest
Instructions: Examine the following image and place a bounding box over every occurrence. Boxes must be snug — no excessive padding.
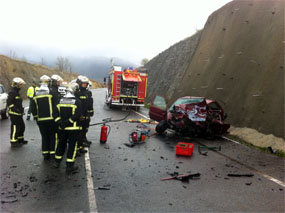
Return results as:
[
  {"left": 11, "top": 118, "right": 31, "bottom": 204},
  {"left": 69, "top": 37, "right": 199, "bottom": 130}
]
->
[{"left": 27, "top": 86, "right": 39, "bottom": 98}]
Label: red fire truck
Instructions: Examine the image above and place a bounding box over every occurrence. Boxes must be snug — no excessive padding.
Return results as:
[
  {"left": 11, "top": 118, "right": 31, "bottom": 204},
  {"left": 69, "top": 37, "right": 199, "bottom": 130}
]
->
[{"left": 105, "top": 66, "right": 148, "bottom": 108}]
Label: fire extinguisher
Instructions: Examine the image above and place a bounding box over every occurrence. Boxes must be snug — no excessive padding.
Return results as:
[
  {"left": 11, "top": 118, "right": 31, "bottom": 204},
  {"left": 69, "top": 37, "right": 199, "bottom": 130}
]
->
[{"left": 100, "top": 123, "right": 110, "bottom": 143}]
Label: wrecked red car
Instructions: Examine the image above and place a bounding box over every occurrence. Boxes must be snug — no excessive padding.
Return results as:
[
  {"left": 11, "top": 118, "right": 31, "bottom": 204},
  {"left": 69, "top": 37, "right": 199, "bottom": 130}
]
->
[{"left": 149, "top": 96, "right": 230, "bottom": 137}]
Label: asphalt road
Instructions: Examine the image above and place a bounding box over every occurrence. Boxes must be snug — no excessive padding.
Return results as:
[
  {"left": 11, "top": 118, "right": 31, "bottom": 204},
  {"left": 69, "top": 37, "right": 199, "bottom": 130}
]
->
[{"left": 1, "top": 88, "right": 284, "bottom": 212}]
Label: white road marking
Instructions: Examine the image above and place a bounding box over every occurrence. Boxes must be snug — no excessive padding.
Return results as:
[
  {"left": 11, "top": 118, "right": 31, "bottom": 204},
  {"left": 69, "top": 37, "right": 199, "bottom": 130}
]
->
[
  {"left": 222, "top": 136, "right": 240, "bottom": 144},
  {"left": 84, "top": 148, "right": 98, "bottom": 213},
  {"left": 133, "top": 110, "right": 285, "bottom": 188},
  {"left": 132, "top": 110, "right": 149, "bottom": 119}
]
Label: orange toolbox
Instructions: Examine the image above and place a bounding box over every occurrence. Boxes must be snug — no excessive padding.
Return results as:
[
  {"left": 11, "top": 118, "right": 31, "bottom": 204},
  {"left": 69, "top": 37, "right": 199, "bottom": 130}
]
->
[{"left": 176, "top": 142, "right": 194, "bottom": 156}]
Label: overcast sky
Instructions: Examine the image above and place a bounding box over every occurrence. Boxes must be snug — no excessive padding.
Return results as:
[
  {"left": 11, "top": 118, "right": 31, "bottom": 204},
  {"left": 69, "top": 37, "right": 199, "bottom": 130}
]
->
[{"left": 0, "top": 0, "right": 232, "bottom": 64}]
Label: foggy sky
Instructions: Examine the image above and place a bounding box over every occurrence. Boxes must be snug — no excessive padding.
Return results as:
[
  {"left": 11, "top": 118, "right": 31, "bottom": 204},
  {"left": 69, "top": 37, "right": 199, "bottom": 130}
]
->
[{"left": 0, "top": 0, "right": 232, "bottom": 65}]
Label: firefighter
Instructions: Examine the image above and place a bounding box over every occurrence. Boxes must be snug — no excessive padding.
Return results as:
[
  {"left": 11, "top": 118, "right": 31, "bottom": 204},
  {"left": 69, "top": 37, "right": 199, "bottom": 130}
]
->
[
  {"left": 31, "top": 75, "right": 57, "bottom": 160},
  {"left": 26, "top": 80, "right": 38, "bottom": 120},
  {"left": 7, "top": 77, "right": 28, "bottom": 147},
  {"left": 53, "top": 83, "right": 82, "bottom": 174},
  {"left": 49, "top": 74, "right": 63, "bottom": 105},
  {"left": 75, "top": 75, "right": 94, "bottom": 152}
]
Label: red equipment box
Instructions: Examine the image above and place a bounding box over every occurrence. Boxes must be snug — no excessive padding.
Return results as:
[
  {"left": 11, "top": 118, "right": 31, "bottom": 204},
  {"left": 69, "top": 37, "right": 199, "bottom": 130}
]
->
[{"left": 176, "top": 142, "right": 194, "bottom": 156}]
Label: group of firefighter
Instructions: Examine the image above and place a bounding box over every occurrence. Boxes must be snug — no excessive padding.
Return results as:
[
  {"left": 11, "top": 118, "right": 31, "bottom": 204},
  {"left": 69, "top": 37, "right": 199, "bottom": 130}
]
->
[{"left": 7, "top": 74, "right": 94, "bottom": 174}]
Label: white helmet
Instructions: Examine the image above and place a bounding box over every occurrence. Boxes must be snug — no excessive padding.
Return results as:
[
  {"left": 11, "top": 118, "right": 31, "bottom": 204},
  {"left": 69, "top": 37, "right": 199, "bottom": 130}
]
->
[
  {"left": 69, "top": 82, "right": 79, "bottom": 93},
  {"left": 65, "top": 82, "right": 78, "bottom": 98},
  {"left": 70, "top": 79, "right": 77, "bottom": 84},
  {"left": 51, "top": 74, "right": 63, "bottom": 82},
  {"left": 12, "top": 77, "right": 26, "bottom": 87},
  {"left": 88, "top": 80, "right": 92, "bottom": 89},
  {"left": 77, "top": 75, "right": 88, "bottom": 82},
  {"left": 40, "top": 75, "right": 51, "bottom": 82}
]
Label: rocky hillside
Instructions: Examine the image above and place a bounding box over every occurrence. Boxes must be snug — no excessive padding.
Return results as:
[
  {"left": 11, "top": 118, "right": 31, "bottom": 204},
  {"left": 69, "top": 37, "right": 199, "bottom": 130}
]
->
[
  {"left": 145, "top": 0, "right": 284, "bottom": 138},
  {"left": 0, "top": 55, "right": 104, "bottom": 98}
]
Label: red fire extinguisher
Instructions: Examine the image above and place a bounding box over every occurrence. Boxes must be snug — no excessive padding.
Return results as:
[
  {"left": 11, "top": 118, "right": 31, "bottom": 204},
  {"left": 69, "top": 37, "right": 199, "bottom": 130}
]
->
[{"left": 100, "top": 123, "right": 109, "bottom": 143}]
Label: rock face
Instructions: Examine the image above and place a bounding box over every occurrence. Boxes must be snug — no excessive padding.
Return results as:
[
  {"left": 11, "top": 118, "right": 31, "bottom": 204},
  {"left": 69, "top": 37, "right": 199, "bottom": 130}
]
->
[{"left": 145, "top": 0, "right": 284, "bottom": 138}]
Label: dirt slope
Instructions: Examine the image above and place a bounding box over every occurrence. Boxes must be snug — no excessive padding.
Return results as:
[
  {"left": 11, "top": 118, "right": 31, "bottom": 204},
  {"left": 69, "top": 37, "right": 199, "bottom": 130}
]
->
[
  {"left": 0, "top": 55, "right": 104, "bottom": 98},
  {"left": 146, "top": 0, "right": 284, "bottom": 138}
]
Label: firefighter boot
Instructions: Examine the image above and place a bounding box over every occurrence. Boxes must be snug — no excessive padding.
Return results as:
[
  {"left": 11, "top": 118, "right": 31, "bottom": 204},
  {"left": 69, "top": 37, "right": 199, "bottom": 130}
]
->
[
  {"left": 66, "top": 163, "right": 79, "bottom": 174},
  {"left": 26, "top": 115, "right": 30, "bottom": 120},
  {"left": 43, "top": 154, "right": 50, "bottom": 161},
  {"left": 10, "top": 142, "right": 21, "bottom": 147},
  {"left": 53, "top": 159, "right": 61, "bottom": 168},
  {"left": 79, "top": 148, "right": 88, "bottom": 154},
  {"left": 18, "top": 139, "right": 28, "bottom": 145}
]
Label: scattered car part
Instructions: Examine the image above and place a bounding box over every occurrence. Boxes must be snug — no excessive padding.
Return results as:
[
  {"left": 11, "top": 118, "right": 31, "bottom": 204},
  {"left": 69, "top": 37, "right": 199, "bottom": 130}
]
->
[
  {"left": 161, "top": 173, "right": 200, "bottom": 182},
  {"left": 198, "top": 145, "right": 222, "bottom": 153},
  {"left": 227, "top": 174, "right": 254, "bottom": 177}
]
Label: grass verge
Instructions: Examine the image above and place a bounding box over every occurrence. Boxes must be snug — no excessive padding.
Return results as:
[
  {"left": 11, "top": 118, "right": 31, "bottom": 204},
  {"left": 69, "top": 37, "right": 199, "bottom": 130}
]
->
[{"left": 225, "top": 134, "right": 285, "bottom": 158}]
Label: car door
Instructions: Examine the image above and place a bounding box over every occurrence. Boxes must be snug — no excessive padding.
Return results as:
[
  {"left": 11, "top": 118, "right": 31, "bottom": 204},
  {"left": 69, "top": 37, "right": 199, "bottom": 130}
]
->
[
  {"left": 0, "top": 85, "right": 8, "bottom": 111},
  {"left": 149, "top": 95, "right": 167, "bottom": 122}
]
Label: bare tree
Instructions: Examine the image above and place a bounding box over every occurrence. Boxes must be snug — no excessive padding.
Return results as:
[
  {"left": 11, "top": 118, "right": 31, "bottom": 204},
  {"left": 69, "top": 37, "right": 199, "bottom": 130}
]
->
[
  {"left": 40, "top": 57, "right": 45, "bottom": 65},
  {"left": 56, "top": 56, "right": 73, "bottom": 73},
  {"left": 141, "top": 58, "right": 149, "bottom": 66},
  {"left": 9, "top": 50, "right": 17, "bottom": 59}
]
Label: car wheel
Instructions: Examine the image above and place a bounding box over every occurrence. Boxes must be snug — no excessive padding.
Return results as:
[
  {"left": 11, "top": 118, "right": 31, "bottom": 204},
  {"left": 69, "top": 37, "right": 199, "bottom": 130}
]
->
[
  {"left": 155, "top": 120, "right": 168, "bottom": 134},
  {"left": 1, "top": 109, "right": 8, "bottom": 119}
]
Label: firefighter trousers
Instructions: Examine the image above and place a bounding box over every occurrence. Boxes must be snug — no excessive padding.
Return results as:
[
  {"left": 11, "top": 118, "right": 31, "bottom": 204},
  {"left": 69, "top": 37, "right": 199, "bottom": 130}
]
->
[
  {"left": 10, "top": 115, "right": 25, "bottom": 143},
  {"left": 55, "top": 130, "right": 79, "bottom": 166},
  {"left": 78, "top": 119, "right": 90, "bottom": 149},
  {"left": 27, "top": 98, "right": 33, "bottom": 116},
  {"left": 38, "top": 121, "right": 56, "bottom": 156}
]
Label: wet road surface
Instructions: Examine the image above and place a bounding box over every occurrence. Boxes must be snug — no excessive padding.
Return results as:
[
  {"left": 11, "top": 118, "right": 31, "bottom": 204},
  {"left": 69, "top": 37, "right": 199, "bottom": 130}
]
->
[{"left": 1, "top": 88, "right": 284, "bottom": 212}]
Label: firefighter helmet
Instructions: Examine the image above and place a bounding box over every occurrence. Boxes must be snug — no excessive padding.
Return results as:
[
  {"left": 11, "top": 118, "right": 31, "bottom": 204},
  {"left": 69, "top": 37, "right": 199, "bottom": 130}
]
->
[
  {"left": 88, "top": 80, "right": 92, "bottom": 89},
  {"left": 65, "top": 82, "right": 78, "bottom": 98},
  {"left": 12, "top": 77, "right": 26, "bottom": 87},
  {"left": 40, "top": 75, "right": 51, "bottom": 83},
  {"left": 51, "top": 74, "right": 63, "bottom": 82},
  {"left": 77, "top": 75, "right": 89, "bottom": 88}
]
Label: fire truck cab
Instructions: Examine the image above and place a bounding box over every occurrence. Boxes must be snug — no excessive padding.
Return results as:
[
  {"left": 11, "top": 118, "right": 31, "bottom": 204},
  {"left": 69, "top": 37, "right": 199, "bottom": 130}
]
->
[{"left": 106, "top": 66, "right": 148, "bottom": 108}]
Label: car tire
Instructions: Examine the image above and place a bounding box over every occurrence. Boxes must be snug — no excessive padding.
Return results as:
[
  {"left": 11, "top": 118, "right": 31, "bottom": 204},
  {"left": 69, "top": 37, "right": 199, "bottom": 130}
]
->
[
  {"left": 155, "top": 120, "right": 168, "bottom": 134},
  {"left": 1, "top": 109, "right": 8, "bottom": 119}
]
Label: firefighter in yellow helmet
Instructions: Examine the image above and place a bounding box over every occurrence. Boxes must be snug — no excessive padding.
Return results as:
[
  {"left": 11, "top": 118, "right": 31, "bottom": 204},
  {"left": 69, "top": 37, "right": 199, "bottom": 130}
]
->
[
  {"left": 26, "top": 80, "right": 39, "bottom": 120},
  {"left": 7, "top": 77, "right": 28, "bottom": 147},
  {"left": 31, "top": 75, "right": 57, "bottom": 160}
]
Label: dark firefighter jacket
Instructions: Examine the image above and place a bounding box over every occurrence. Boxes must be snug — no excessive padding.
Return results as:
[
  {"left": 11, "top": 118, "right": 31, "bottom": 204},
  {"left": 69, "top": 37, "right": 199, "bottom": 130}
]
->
[
  {"left": 7, "top": 87, "right": 24, "bottom": 116},
  {"left": 75, "top": 89, "right": 94, "bottom": 118},
  {"left": 53, "top": 96, "right": 82, "bottom": 130},
  {"left": 49, "top": 85, "right": 61, "bottom": 106},
  {"left": 31, "top": 87, "right": 54, "bottom": 122}
]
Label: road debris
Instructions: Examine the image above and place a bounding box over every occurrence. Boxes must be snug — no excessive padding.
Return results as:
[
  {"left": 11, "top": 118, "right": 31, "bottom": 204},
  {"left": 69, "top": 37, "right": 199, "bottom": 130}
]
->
[
  {"left": 198, "top": 145, "right": 221, "bottom": 153},
  {"left": 161, "top": 172, "right": 200, "bottom": 182},
  {"left": 1, "top": 197, "right": 18, "bottom": 203},
  {"left": 227, "top": 174, "right": 254, "bottom": 177},
  {"left": 94, "top": 184, "right": 111, "bottom": 190}
]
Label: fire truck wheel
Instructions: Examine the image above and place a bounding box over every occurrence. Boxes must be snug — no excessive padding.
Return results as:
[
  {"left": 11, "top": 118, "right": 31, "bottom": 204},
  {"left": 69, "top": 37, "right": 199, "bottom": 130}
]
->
[{"left": 155, "top": 120, "right": 168, "bottom": 134}]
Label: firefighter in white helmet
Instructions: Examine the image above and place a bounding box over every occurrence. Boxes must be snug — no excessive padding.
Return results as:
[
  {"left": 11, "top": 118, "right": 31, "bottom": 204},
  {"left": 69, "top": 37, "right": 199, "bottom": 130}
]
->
[
  {"left": 31, "top": 75, "right": 58, "bottom": 160},
  {"left": 50, "top": 74, "right": 63, "bottom": 105},
  {"left": 53, "top": 82, "right": 82, "bottom": 174},
  {"left": 75, "top": 75, "right": 94, "bottom": 153},
  {"left": 7, "top": 77, "right": 28, "bottom": 147}
]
